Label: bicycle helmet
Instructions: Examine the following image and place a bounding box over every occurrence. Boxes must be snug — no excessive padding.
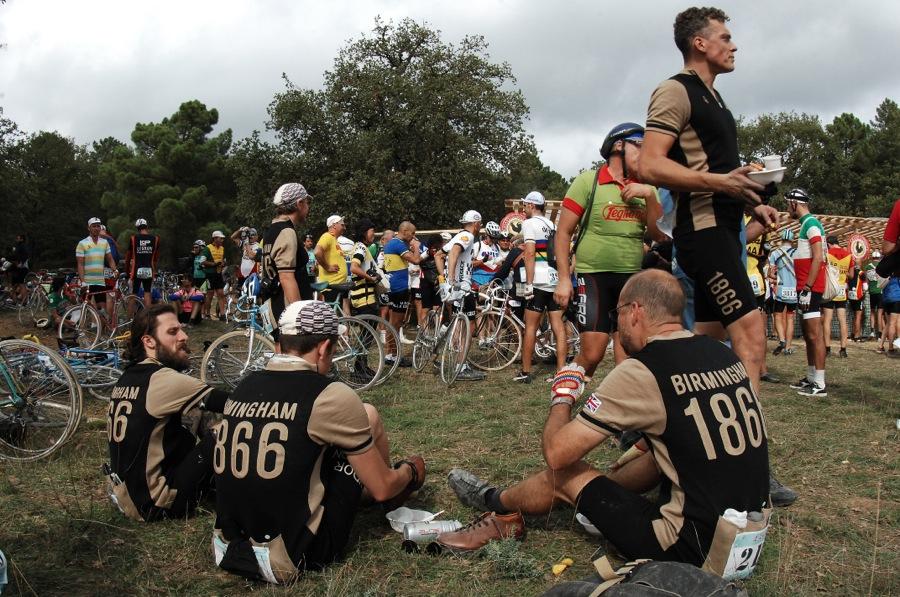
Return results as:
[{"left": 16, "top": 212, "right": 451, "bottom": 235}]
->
[
  {"left": 600, "top": 122, "right": 644, "bottom": 161},
  {"left": 135, "top": 218, "right": 148, "bottom": 228},
  {"left": 246, "top": 227, "right": 258, "bottom": 237},
  {"left": 872, "top": 250, "right": 882, "bottom": 259},
  {"left": 485, "top": 221, "right": 502, "bottom": 238},
  {"left": 193, "top": 239, "right": 205, "bottom": 248},
  {"left": 780, "top": 229, "right": 794, "bottom": 242},
  {"left": 784, "top": 188, "right": 811, "bottom": 203}
]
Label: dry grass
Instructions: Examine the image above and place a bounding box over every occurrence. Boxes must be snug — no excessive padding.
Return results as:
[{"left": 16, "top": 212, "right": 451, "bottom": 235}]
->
[{"left": 0, "top": 311, "right": 897, "bottom": 596}]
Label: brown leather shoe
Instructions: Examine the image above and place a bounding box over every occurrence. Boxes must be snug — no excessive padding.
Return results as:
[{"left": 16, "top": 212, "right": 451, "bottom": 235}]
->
[{"left": 436, "top": 511, "right": 526, "bottom": 553}]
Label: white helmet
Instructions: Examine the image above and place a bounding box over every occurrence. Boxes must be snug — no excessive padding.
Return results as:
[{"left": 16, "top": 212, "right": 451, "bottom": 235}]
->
[
  {"left": 485, "top": 221, "right": 501, "bottom": 238},
  {"left": 135, "top": 218, "right": 148, "bottom": 228},
  {"left": 872, "top": 250, "right": 882, "bottom": 260},
  {"left": 460, "top": 210, "right": 482, "bottom": 224}
]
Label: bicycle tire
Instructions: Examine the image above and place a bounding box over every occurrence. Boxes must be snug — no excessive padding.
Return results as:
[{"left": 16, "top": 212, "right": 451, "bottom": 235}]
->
[
  {"left": 469, "top": 310, "right": 522, "bottom": 371},
  {"left": 116, "top": 294, "right": 144, "bottom": 327},
  {"left": 353, "top": 314, "right": 400, "bottom": 384},
  {"left": 58, "top": 304, "right": 103, "bottom": 349},
  {"left": 331, "top": 317, "right": 384, "bottom": 392},
  {"left": 412, "top": 310, "right": 439, "bottom": 372},
  {"left": 440, "top": 312, "right": 471, "bottom": 386},
  {"left": 200, "top": 330, "right": 275, "bottom": 390},
  {"left": 0, "top": 339, "right": 83, "bottom": 462}
]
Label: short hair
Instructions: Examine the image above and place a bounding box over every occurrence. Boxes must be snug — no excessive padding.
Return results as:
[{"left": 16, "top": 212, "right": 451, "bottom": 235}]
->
[
  {"left": 619, "top": 269, "right": 685, "bottom": 325},
  {"left": 280, "top": 333, "right": 337, "bottom": 356},
  {"left": 674, "top": 6, "right": 729, "bottom": 58},
  {"left": 124, "top": 303, "right": 178, "bottom": 365},
  {"left": 275, "top": 202, "right": 299, "bottom": 216},
  {"left": 398, "top": 221, "right": 415, "bottom": 235}
]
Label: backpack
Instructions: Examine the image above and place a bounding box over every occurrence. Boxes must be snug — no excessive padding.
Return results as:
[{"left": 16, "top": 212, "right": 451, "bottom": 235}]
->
[{"left": 821, "top": 260, "right": 843, "bottom": 302}]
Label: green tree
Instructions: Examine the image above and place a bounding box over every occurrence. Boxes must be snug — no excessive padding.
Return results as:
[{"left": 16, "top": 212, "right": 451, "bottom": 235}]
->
[
  {"left": 858, "top": 98, "right": 900, "bottom": 217},
  {"left": 240, "top": 18, "right": 556, "bottom": 231},
  {"left": 98, "top": 100, "right": 236, "bottom": 266}
]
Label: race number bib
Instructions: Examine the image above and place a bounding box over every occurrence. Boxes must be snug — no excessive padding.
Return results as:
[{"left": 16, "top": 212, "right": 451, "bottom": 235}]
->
[
  {"left": 104, "top": 268, "right": 115, "bottom": 279},
  {"left": 835, "top": 287, "right": 847, "bottom": 300},
  {"left": 258, "top": 302, "right": 275, "bottom": 336},
  {"left": 520, "top": 265, "right": 558, "bottom": 287},
  {"left": 722, "top": 526, "right": 768, "bottom": 581},
  {"left": 136, "top": 267, "right": 153, "bottom": 280},
  {"left": 749, "top": 274, "right": 763, "bottom": 296},
  {"left": 780, "top": 287, "right": 796, "bottom": 300}
]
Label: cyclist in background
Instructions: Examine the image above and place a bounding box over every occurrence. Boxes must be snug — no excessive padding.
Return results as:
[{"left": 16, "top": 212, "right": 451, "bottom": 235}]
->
[
  {"left": 125, "top": 218, "right": 161, "bottom": 315},
  {"left": 76, "top": 217, "right": 118, "bottom": 324}
]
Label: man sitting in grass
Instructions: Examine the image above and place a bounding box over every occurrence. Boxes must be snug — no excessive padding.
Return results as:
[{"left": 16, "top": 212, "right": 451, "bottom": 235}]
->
[{"left": 442, "top": 269, "right": 770, "bottom": 567}]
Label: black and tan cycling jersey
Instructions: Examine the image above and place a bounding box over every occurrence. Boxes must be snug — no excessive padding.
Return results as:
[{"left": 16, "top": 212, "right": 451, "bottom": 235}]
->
[
  {"left": 107, "top": 359, "right": 224, "bottom": 519},
  {"left": 576, "top": 331, "right": 769, "bottom": 551},
  {"left": 646, "top": 69, "right": 743, "bottom": 235},
  {"left": 214, "top": 356, "right": 373, "bottom": 569}
]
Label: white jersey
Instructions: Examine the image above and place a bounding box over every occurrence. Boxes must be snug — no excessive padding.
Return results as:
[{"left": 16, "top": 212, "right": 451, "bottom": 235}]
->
[
  {"left": 239, "top": 240, "right": 260, "bottom": 278},
  {"left": 408, "top": 244, "right": 427, "bottom": 289},
  {"left": 442, "top": 230, "right": 477, "bottom": 284},
  {"left": 520, "top": 215, "right": 558, "bottom": 291},
  {"left": 475, "top": 240, "right": 500, "bottom": 268}
]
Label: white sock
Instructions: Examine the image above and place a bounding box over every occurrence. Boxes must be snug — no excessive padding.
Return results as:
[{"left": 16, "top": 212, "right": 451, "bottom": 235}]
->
[
  {"left": 814, "top": 370, "right": 825, "bottom": 386},
  {"left": 807, "top": 366, "right": 815, "bottom": 381},
  {"left": 385, "top": 354, "right": 395, "bottom": 361}
]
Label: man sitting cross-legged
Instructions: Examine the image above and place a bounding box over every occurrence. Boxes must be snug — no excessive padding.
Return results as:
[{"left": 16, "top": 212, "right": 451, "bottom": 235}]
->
[{"left": 442, "top": 269, "right": 770, "bottom": 566}]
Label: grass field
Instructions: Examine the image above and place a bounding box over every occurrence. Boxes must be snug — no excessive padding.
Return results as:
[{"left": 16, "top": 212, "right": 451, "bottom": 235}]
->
[{"left": 0, "top": 311, "right": 897, "bottom": 596}]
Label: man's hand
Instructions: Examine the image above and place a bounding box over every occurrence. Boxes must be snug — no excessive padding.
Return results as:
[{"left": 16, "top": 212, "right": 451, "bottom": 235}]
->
[
  {"left": 439, "top": 282, "right": 451, "bottom": 302},
  {"left": 715, "top": 165, "right": 766, "bottom": 205},
  {"left": 382, "top": 455, "right": 426, "bottom": 510},
  {"left": 621, "top": 183, "right": 655, "bottom": 202},
  {"left": 327, "top": 263, "right": 340, "bottom": 273},
  {"left": 554, "top": 277, "right": 574, "bottom": 309},
  {"left": 751, "top": 204, "right": 779, "bottom": 228},
  {"left": 522, "top": 283, "right": 534, "bottom": 300},
  {"left": 550, "top": 363, "right": 587, "bottom": 407},
  {"left": 798, "top": 289, "right": 812, "bottom": 308}
]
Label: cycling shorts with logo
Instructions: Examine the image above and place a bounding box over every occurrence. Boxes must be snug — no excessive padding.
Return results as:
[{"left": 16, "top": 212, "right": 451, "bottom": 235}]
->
[
  {"left": 674, "top": 228, "right": 756, "bottom": 327},
  {"left": 525, "top": 288, "right": 560, "bottom": 313},
  {"left": 575, "top": 272, "right": 632, "bottom": 333}
]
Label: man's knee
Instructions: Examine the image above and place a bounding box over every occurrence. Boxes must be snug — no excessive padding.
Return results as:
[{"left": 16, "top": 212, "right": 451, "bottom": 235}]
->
[
  {"left": 549, "top": 461, "right": 602, "bottom": 506},
  {"left": 363, "top": 403, "right": 384, "bottom": 437}
]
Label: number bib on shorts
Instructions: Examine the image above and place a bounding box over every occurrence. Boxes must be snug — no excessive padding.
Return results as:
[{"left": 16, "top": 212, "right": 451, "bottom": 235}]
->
[
  {"left": 259, "top": 302, "right": 275, "bottom": 336},
  {"left": 136, "top": 267, "right": 153, "bottom": 280},
  {"left": 722, "top": 525, "right": 768, "bottom": 580}
]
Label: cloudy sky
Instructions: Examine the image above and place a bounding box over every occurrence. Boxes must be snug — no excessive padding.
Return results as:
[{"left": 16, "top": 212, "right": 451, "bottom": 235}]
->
[{"left": 1, "top": 0, "right": 898, "bottom": 178}]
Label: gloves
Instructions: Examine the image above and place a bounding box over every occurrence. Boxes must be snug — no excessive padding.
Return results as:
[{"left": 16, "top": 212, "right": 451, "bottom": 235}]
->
[
  {"left": 550, "top": 363, "right": 586, "bottom": 407},
  {"left": 522, "top": 283, "right": 534, "bottom": 300},
  {"left": 439, "top": 282, "right": 451, "bottom": 303},
  {"left": 798, "top": 289, "right": 811, "bottom": 308},
  {"left": 459, "top": 279, "right": 472, "bottom": 294}
]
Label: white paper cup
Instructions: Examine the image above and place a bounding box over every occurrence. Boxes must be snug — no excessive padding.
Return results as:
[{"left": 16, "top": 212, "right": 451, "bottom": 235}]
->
[{"left": 761, "top": 154, "right": 782, "bottom": 170}]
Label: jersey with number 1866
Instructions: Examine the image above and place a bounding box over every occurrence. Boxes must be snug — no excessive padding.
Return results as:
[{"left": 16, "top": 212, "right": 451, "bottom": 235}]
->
[
  {"left": 576, "top": 331, "right": 769, "bottom": 559},
  {"left": 213, "top": 356, "right": 373, "bottom": 565}
]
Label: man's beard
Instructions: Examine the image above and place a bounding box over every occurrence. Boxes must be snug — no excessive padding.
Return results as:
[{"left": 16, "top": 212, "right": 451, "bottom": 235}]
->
[{"left": 156, "top": 342, "right": 190, "bottom": 371}]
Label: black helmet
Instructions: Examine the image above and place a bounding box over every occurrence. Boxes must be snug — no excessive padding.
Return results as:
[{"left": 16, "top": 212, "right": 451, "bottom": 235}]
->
[
  {"left": 784, "top": 188, "right": 811, "bottom": 203},
  {"left": 600, "top": 122, "right": 644, "bottom": 160}
]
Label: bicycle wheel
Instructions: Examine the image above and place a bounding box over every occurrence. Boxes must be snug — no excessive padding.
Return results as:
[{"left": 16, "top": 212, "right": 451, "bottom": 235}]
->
[
  {"left": 116, "top": 295, "right": 144, "bottom": 326},
  {"left": 331, "top": 317, "right": 384, "bottom": 392},
  {"left": 72, "top": 365, "right": 123, "bottom": 401},
  {"left": 200, "top": 330, "right": 275, "bottom": 390},
  {"left": 354, "top": 314, "right": 399, "bottom": 384},
  {"left": 0, "top": 340, "right": 82, "bottom": 462},
  {"left": 469, "top": 311, "right": 522, "bottom": 371},
  {"left": 440, "top": 312, "right": 471, "bottom": 386},
  {"left": 412, "top": 310, "right": 439, "bottom": 372},
  {"left": 28, "top": 290, "right": 52, "bottom": 325},
  {"left": 59, "top": 304, "right": 103, "bottom": 349},
  {"left": 534, "top": 314, "right": 579, "bottom": 361}
]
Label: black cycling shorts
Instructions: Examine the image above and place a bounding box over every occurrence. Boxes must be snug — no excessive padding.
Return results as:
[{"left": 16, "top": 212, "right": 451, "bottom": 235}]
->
[
  {"left": 848, "top": 299, "right": 864, "bottom": 312},
  {"left": 11, "top": 266, "right": 27, "bottom": 285},
  {"left": 755, "top": 295, "right": 766, "bottom": 311},
  {"left": 799, "top": 291, "right": 823, "bottom": 320},
  {"left": 821, "top": 300, "right": 847, "bottom": 311},
  {"left": 576, "top": 476, "right": 706, "bottom": 566},
  {"left": 526, "top": 288, "right": 560, "bottom": 313},
  {"left": 575, "top": 272, "right": 631, "bottom": 334},
  {"left": 773, "top": 300, "right": 796, "bottom": 313},
  {"left": 883, "top": 300, "right": 900, "bottom": 315},
  {"left": 132, "top": 278, "right": 153, "bottom": 295},
  {"left": 869, "top": 294, "right": 882, "bottom": 310},
  {"left": 321, "top": 287, "right": 348, "bottom": 306},
  {"left": 88, "top": 284, "right": 108, "bottom": 304},
  {"left": 206, "top": 272, "right": 225, "bottom": 290},
  {"left": 142, "top": 434, "right": 216, "bottom": 521},
  {"left": 451, "top": 293, "right": 477, "bottom": 321},
  {"left": 388, "top": 290, "right": 409, "bottom": 313},
  {"left": 674, "top": 228, "right": 756, "bottom": 327},
  {"left": 419, "top": 283, "right": 438, "bottom": 309}
]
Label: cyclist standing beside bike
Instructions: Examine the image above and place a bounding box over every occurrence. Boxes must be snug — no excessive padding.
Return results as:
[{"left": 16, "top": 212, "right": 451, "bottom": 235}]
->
[
  {"left": 349, "top": 219, "right": 381, "bottom": 317},
  {"left": 382, "top": 221, "right": 423, "bottom": 367},
  {"left": 553, "top": 123, "right": 663, "bottom": 378},
  {"left": 202, "top": 231, "right": 228, "bottom": 321},
  {"left": 125, "top": 218, "right": 161, "bottom": 311},
  {"left": 516, "top": 191, "right": 566, "bottom": 384},
  {"left": 76, "top": 217, "right": 118, "bottom": 324}
]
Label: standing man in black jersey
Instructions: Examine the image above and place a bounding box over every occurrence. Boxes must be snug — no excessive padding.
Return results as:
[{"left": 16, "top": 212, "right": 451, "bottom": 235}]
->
[
  {"left": 105, "top": 304, "right": 229, "bottom": 522},
  {"left": 443, "top": 270, "right": 769, "bottom": 565},
  {"left": 212, "top": 300, "right": 425, "bottom": 583},
  {"left": 260, "top": 182, "right": 313, "bottom": 345},
  {"left": 125, "top": 218, "right": 161, "bottom": 316},
  {"left": 638, "top": 6, "right": 795, "bottom": 506}
]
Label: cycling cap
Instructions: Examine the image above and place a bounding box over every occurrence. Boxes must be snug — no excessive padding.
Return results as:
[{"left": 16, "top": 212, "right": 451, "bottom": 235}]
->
[
  {"left": 460, "top": 210, "right": 482, "bottom": 224},
  {"left": 784, "top": 188, "right": 811, "bottom": 203},
  {"left": 135, "top": 218, "right": 148, "bottom": 228},
  {"left": 88, "top": 217, "right": 102, "bottom": 226},
  {"left": 211, "top": 230, "right": 226, "bottom": 238},
  {"left": 326, "top": 215, "right": 344, "bottom": 227},
  {"left": 780, "top": 229, "right": 794, "bottom": 242},
  {"left": 600, "top": 122, "right": 644, "bottom": 160},
  {"left": 247, "top": 228, "right": 258, "bottom": 236},
  {"left": 522, "top": 191, "right": 546, "bottom": 206},
  {"left": 279, "top": 300, "right": 339, "bottom": 336},
  {"left": 193, "top": 239, "right": 205, "bottom": 247},
  {"left": 273, "top": 182, "right": 311, "bottom": 206},
  {"left": 485, "top": 221, "right": 502, "bottom": 238}
]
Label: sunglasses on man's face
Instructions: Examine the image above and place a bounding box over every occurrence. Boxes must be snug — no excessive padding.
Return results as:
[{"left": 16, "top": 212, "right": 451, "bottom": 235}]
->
[{"left": 607, "top": 302, "right": 636, "bottom": 333}]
